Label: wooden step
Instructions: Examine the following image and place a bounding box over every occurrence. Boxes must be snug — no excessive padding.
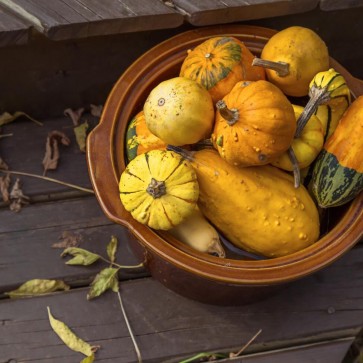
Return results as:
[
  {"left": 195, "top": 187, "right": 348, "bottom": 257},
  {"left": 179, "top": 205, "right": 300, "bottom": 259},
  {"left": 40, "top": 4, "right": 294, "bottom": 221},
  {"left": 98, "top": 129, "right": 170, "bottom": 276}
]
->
[{"left": 0, "top": 0, "right": 184, "bottom": 40}]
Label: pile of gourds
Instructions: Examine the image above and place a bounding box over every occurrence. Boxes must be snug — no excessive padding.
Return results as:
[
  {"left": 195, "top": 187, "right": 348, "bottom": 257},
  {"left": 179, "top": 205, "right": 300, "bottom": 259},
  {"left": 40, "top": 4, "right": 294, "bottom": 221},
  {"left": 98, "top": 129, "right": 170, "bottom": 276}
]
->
[{"left": 120, "top": 26, "right": 363, "bottom": 259}]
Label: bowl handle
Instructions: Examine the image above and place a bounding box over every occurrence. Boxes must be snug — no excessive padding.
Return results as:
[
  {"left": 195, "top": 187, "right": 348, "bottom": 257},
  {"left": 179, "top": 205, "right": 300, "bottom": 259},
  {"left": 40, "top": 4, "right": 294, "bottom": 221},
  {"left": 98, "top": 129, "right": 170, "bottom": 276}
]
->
[{"left": 87, "top": 121, "right": 132, "bottom": 227}]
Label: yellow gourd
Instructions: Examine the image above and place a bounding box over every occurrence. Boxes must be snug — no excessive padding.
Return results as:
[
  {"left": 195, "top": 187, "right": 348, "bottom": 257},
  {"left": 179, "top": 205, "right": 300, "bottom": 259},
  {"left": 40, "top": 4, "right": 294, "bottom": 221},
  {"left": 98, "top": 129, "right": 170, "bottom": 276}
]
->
[
  {"left": 191, "top": 148, "right": 320, "bottom": 258},
  {"left": 119, "top": 150, "right": 199, "bottom": 230},
  {"left": 272, "top": 104, "right": 324, "bottom": 171},
  {"left": 252, "top": 26, "right": 329, "bottom": 97},
  {"left": 143, "top": 77, "right": 214, "bottom": 146}
]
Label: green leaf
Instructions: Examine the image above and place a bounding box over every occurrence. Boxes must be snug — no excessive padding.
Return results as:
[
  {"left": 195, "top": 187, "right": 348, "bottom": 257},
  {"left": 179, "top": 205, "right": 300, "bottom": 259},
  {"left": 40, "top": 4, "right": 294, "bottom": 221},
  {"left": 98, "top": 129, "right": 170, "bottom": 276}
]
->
[
  {"left": 47, "top": 307, "right": 99, "bottom": 357},
  {"left": 87, "top": 267, "right": 119, "bottom": 300},
  {"left": 5, "top": 279, "right": 70, "bottom": 298},
  {"left": 0, "top": 111, "right": 43, "bottom": 126},
  {"left": 81, "top": 354, "right": 95, "bottom": 363},
  {"left": 61, "top": 247, "right": 100, "bottom": 266},
  {"left": 106, "top": 235, "right": 118, "bottom": 264}
]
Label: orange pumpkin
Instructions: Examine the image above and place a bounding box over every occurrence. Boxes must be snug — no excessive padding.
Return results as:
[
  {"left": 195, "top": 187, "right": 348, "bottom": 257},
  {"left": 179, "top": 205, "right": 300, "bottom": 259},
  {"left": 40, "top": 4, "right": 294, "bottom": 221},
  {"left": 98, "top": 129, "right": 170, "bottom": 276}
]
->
[
  {"left": 212, "top": 80, "right": 296, "bottom": 167},
  {"left": 180, "top": 36, "right": 265, "bottom": 103}
]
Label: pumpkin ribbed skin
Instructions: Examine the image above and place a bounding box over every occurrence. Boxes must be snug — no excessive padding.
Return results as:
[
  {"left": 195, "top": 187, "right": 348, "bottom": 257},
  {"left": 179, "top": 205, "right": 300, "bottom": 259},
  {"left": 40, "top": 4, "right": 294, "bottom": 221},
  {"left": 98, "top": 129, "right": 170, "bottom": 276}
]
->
[
  {"left": 192, "top": 149, "right": 320, "bottom": 258},
  {"left": 212, "top": 80, "right": 296, "bottom": 167},
  {"left": 312, "top": 96, "right": 363, "bottom": 208},
  {"left": 180, "top": 36, "right": 265, "bottom": 103},
  {"left": 126, "top": 111, "right": 166, "bottom": 161},
  {"left": 119, "top": 150, "right": 199, "bottom": 230},
  {"left": 272, "top": 104, "right": 324, "bottom": 171}
]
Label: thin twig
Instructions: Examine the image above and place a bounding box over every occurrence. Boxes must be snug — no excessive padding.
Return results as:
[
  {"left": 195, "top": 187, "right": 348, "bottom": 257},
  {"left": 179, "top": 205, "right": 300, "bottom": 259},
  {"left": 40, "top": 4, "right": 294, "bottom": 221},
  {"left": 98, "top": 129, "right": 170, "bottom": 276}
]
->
[
  {"left": 230, "top": 329, "right": 262, "bottom": 358},
  {"left": 0, "top": 133, "right": 13, "bottom": 139},
  {"left": 117, "top": 290, "right": 143, "bottom": 363},
  {"left": 0, "top": 169, "right": 94, "bottom": 194}
]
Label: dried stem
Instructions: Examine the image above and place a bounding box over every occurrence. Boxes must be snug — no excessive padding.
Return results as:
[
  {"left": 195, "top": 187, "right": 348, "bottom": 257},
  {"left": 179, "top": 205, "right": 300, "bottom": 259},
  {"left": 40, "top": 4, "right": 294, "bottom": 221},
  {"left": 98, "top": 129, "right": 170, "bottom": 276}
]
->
[
  {"left": 287, "top": 147, "right": 301, "bottom": 189},
  {"left": 0, "top": 169, "right": 94, "bottom": 194},
  {"left": 295, "top": 85, "right": 331, "bottom": 138},
  {"left": 216, "top": 100, "right": 239, "bottom": 126},
  {"left": 230, "top": 329, "right": 263, "bottom": 358},
  {"left": 252, "top": 58, "right": 290, "bottom": 77}
]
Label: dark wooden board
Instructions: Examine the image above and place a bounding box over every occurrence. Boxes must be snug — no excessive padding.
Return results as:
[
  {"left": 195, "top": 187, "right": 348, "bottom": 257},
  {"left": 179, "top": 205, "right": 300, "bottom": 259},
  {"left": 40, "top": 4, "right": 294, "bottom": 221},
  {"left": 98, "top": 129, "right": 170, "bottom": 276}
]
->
[
  {"left": 320, "top": 0, "right": 363, "bottom": 11},
  {"left": 0, "top": 0, "right": 184, "bottom": 40},
  {"left": 0, "top": 5, "right": 31, "bottom": 46},
  {"left": 174, "top": 0, "right": 319, "bottom": 26},
  {"left": 1, "top": 265, "right": 362, "bottom": 363},
  {"left": 0, "top": 196, "right": 145, "bottom": 293},
  {"left": 0, "top": 114, "right": 98, "bottom": 199}
]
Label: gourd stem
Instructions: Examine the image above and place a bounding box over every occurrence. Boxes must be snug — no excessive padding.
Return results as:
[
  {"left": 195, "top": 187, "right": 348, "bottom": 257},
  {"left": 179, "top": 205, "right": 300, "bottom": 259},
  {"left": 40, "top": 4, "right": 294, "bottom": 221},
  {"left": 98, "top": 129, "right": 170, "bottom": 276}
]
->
[
  {"left": 216, "top": 100, "right": 239, "bottom": 126},
  {"left": 295, "top": 85, "right": 331, "bottom": 138},
  {"left": 146, "top": 178, "right": 166, "bottom": 198},
  {"left": 287, "top": 147, "right": 301, "bottom": 189},
  {"left": 252, "top": 58, "right": 290, "bottom": 77}
]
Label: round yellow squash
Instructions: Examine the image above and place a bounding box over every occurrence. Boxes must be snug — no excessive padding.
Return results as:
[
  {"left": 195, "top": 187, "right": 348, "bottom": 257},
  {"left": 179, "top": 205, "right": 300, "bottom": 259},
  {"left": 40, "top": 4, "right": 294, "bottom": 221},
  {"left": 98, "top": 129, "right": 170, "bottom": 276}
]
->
[
  {"left": 272, "top": 104, "right": 324, "bottom": 171},
  {"left": 253, "top": 26, "right": 329, "bottom": 97},
  {"left": 192, "top": 149, "right": 320, "bottom": 258},
  {"left": 119, "top": 150, "right": 199, "bottom": 230},
  {"left": 143, "top": 77, "right": 214, "bottom": 146}
]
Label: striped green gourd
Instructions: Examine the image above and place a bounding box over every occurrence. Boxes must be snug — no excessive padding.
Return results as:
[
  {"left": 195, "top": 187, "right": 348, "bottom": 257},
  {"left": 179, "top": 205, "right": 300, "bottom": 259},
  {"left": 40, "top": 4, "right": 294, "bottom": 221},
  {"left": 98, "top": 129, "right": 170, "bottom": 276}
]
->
[{"left": 312, "top": 96, "right": 363, "bottom": 208}]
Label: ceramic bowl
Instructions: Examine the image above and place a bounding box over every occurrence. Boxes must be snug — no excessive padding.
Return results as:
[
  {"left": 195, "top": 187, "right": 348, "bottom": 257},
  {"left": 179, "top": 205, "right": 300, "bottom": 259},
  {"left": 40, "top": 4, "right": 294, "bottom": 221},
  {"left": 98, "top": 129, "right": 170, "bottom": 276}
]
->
[{"left": 87, "top": 25, "right": 363, "bottom": 305}]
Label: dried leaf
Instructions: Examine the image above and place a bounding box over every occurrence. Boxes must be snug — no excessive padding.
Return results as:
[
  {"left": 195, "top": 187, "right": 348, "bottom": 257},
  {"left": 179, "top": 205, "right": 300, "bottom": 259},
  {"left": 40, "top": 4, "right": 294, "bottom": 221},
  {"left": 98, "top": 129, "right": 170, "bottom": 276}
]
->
[
  {"left": 0, "top": 111, "right": 43, "bottom": 126},
  {"left": 47, "top": 307, "right": 100, "bottom": 356},
  {"left": 80, "top": 354, "right": 95, "bottom": 363},
  {"left": 106, "top": 235, "right": 118, "bottom": 264},
  {"left": 90, "top": 104, "right": 103, "bottom": 117},
  {"left": 9, "top": 178, "right": 30, "bottom": 212},
  {"left": 42, "top": 130, "right": 71, "bottom": 175},
  {"left": 64, "top": 107, "right": 85, "bottom": 126},
  {"left": 53, "top": 231, "right": 83, "bottom": 249},
  {"left": 0, "top": 157, "right": 11, "bottom": 203},
  {"left": 74, "top": 121, "right": 89, "bottom": 153},
  {"left": 5, "top": 279, "right": 70, "bottom": 298},
  {"left": 61, "top": 247, "right": 100, "bottom": 266},
  {"left": 87, "top": 267, "right": 119, "bottom": 300}
]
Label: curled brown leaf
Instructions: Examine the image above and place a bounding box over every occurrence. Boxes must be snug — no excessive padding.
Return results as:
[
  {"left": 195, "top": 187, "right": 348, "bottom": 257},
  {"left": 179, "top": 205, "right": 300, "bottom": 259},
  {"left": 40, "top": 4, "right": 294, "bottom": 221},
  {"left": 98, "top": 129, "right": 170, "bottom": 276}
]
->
[
  {"left": 42, "top": 131, "right": 71, "bottom": 175},
  {"left": 52, "top": 231, "right": 83, "bottom": 249},
  {"left": 9, "top": 178, "right": 30, "bottom": 212},
  {"left": 90, "top": 104, "right": 103, "bottom": 118},
  {"left": 64, "top": 107, "right": 85, "bottom": 126}
]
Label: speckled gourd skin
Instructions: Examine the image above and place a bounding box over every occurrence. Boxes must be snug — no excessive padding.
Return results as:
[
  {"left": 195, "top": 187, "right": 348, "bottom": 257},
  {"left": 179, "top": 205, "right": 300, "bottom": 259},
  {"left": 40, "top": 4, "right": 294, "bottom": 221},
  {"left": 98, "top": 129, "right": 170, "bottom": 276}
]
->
[{"left": 193, "top": 149, "right": 320, "bottom": 258}]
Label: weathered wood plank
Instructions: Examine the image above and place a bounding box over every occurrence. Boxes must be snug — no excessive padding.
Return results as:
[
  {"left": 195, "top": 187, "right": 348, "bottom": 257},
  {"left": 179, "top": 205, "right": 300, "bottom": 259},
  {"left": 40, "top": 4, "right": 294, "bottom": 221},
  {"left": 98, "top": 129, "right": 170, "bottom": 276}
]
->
[
  {"left": 1, "top": 258, "right": 363, "bottom": 363},
  {"left": 0, "top": 4, "right": 31, "bottom": 46},
  {"left": 0, "top": 0, "right": 184, "bottom": 40},
  {"left": 174, "top": 0, "right": 319, "bottom": 26},
  {"left": 320, "top": 0, "right": 363, "bottom": 11},
  {"left": 0, "top": 114, "right": 97, "bottom": 199},
  {"left": 0, "top": 196, "right": 145, "bottom": 292}
]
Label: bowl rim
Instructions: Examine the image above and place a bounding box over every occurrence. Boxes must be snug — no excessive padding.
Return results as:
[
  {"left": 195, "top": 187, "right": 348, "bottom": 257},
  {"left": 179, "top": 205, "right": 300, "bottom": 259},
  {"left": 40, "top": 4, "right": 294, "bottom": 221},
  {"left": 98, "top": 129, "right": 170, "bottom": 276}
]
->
[{"left": 87, "top": 24, "right": 363, "bottom": 285}]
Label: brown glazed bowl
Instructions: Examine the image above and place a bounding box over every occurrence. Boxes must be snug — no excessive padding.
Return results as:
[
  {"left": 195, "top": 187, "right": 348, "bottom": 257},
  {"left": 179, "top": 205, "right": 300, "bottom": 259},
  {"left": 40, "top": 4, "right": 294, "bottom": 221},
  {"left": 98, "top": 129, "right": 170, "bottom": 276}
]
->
[{"left": 87, "top": 25, "right": 363, "bottom": 305}]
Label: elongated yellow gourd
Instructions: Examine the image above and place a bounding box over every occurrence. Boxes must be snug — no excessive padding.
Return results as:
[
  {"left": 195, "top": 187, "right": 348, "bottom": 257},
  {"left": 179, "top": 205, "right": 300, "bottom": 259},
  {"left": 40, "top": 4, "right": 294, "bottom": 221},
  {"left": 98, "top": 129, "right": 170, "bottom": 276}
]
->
[{"left": 192, "top": 149, "right": 320, "bottom": 258}]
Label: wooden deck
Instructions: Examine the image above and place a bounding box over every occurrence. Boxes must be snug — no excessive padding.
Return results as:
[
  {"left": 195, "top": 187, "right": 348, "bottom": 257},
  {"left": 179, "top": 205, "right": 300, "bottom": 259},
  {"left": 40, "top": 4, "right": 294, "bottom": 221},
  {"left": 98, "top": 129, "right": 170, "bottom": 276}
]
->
[{"left": 1, "top": 2, "right": 363, "bottom": 362}]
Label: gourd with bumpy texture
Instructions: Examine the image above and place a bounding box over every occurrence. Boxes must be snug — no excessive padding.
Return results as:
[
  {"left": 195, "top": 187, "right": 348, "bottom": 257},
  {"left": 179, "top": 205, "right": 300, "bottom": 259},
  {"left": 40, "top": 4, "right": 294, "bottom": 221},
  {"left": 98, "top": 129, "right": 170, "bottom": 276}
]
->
[
  {"left": 312, "top": 96, "right": 363, "bottom": 208},
  {"left": 272, "top": 104, "right": 324, "bottom": 171},
  {"left": 143, "top": 77, "right": 214, "bottom": 146},
  {"left": 180, "top": 36, "right": 265, "bottom": 103},
  {"left": 119, "top": 150, "right": 199, "bottom": 230},
  {"left": 212, "top": 80, "right": 296, "bottom": 167},
  {"left": 252, "top": 26, "right": 329, "bottom": 97},
  {"left": 125, "top": 111, "right": 166, "bottom": 161},
  {"left": 191, "top": 149, "right": 320, "bottom": 258}
]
